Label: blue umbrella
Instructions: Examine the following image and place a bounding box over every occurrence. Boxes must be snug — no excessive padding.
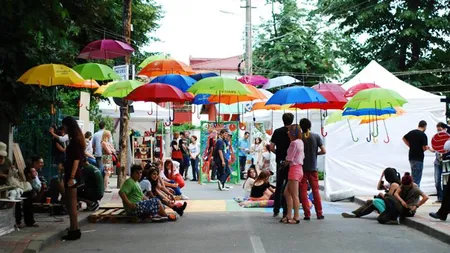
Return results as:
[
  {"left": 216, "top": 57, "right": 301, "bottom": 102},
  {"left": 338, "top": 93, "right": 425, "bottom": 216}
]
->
[
  {"left": 342, "top": 107, "right": 396, "bottom": 116},
  {"left": 265, "top": 86, "right": 327, "bottom": 105},
  {"left": 192, "top": 94, "right": 215, "bottom": 105},
  {"left": 190, "top": 72, "right": 218, "bottom": 81},
  {"left": 150, "top": 74, "right": 196, "bottom": 92}
]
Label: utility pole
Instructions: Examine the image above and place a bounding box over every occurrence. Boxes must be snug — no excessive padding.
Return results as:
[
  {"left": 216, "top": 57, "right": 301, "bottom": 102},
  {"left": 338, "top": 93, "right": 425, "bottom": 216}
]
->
[
  {"left": 118, "top": 0, "right": 132, "bottom": 187},
  {"left": 242, "top": 0, "right": 254, "bottom": 75}
]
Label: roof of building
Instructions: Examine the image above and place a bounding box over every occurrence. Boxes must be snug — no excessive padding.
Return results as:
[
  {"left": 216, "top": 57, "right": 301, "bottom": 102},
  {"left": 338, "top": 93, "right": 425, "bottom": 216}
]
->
[{"left": 189, "top": 55, "right": 243, "bottom": 71}]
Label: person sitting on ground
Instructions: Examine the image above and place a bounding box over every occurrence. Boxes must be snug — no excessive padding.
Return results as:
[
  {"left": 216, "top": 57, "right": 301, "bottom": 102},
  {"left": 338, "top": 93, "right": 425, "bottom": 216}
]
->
[
  {"left": 147, "top": 167, "right": 187, "bottom": 216},
  {"left": 250, "top": 170, "right": 275, "bottom": 200},
  {"left": 78, "top": 160, "right": 104, "bottom": 211},
  {"left": 119, "top": 165, "right": 168, "bottom": 220},
  {"left": 243, "top": 165, "right": 258, "bottom": 198},
  {"left": 159, "top": 161, "right": 188, "bottom": 200},
  {"left": 342, "top": 167, "right": 401, "bottom": 218},
  {"left": 15, "top": 167, "right": 39, "bottom": 228}
]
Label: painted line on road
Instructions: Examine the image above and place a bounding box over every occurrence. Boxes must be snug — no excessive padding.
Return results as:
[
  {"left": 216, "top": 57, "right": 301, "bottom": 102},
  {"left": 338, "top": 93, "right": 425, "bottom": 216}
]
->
[{"left": 250, "top": 236, "right": 266, "bottom": 253}]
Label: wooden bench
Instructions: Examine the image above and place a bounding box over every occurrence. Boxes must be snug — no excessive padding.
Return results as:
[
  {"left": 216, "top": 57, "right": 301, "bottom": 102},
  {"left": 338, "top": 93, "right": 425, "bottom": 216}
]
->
[{"left": 88, "top": 208, "right": 140, "bottom": 223}]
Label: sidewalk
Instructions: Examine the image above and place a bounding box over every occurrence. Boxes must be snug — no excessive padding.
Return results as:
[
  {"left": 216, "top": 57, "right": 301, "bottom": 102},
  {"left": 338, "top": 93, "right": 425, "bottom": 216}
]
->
[
  {"left": 0, "top": 178, "right": 121, "bottom": 253},
  {"left": 354, "top": 196, "right": 450, "bottom": 245}
]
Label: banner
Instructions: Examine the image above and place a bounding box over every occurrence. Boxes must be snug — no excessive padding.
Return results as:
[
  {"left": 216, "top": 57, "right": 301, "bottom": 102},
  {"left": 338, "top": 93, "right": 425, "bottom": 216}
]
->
[{"left": 199, "top": 121, "right": 240, "bottom": 184}]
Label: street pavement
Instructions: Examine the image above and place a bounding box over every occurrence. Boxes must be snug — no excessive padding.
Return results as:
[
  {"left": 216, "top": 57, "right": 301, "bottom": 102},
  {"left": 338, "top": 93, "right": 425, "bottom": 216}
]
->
[{"left": 41, "top": 181, "right": 450, "bottom": 253}]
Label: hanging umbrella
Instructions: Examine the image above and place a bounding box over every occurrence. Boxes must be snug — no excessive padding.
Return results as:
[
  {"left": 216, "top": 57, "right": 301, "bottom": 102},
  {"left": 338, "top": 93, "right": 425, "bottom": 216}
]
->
[
  {"left": 150, "top": 74, "right": 196, "bottom": 92},
  {"left": 258, "top": 89, "right": 273, "bottom": 99},
  {"left": 208, "top": 84, "right": 267, "bottom": 104},
  {"left": 95, "top": 83, "right": 112, "bottom": 95},
  {"left": 78, "top": 39, "right": 134, "bottom": 59},
  {"left": 17, "top": 64, "right": 85, "bottom": 86},
  {"left": 102, "top": 80, "right": 144, "bottom": 98},
  {"left": 138, "top": 54, "right": 173, "bottom": 68},
  {"left": 192, "top": 94, "right": 214, "bottom": 105},
  {"left": 344, "top": 83, "right": 379, "bottom": 98},
  {"left": 73, "top": 63, "right": 122, "bottom": 81},
  {"left": 190, "top": 72, "right": 218, "bottom": 81},
  {"left": 345, "top": 88, "right": 407, "bottom": 110},
  {"left": 138, "top": 59, "right": 195, "bottom": 77},
  {"left": 188, "top": 76, "right": 251, "bottom": 96},
  {"left": 66, "top": 80, "right": 100, "bottom": 89},
  {"left": 265, "top": 86, "right": 327, "bottom": 105},
  {"left": 262, "top": 76, "right": 300, "bottom": 90},
  {"left": 238, "top": 75, "right": 268, "bottom": 86}
]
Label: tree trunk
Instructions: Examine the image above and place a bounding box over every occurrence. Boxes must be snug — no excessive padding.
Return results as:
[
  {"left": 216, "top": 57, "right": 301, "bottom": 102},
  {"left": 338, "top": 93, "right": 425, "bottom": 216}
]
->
[{"left": 118, "top": 0, "right": 132, "bottom": 188}]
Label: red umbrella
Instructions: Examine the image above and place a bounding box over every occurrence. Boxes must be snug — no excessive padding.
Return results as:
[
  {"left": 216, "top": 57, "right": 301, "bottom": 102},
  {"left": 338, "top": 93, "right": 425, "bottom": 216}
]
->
[
  {"left": 238, "top": 75, "right": 268, "bottom": 86},
  {"left": 291, "top": 83, "right": 347, "bottom": 110},
  {"left": 344, "top": 83, "right": 380, "bottom": 98},
  {"left": 78, "top": 39, "right": 135, "bottom": 59}
]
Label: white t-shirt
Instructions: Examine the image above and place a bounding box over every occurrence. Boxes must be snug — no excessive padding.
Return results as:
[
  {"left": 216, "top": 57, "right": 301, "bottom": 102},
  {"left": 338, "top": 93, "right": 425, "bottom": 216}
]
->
[
  {"left": 188, "top": 142, "right": 200, "bottom": 159},
  {"left": 139, "top": 178, "right": 152, "bottom": 193},
  {"left": 243, "top": 178, "right": 255, "bottom": 198}
]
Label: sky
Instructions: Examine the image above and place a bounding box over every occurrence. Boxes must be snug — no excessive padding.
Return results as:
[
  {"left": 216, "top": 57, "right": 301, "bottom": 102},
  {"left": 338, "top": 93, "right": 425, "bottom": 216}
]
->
[{"left": 143, "top": 0, "right": 274, "bottom": 64}]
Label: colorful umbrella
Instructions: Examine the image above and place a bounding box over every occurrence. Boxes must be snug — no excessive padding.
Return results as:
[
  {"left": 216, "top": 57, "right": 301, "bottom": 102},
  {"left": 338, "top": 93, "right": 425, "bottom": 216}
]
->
[
  {"left": 192, "top": 94, "right": 214, "bottom": 105},
  {"left": 78, "top": 39, "right": 134, "bottom": 59},
  {"left": 95, "top": 83, "right": 112, "bottom": 95},
  {"left": 138, "top": 59, "right": 195, "bottom": 77},
  {"left": 345, "top": 88, "right": 407, "bottom": 110},
  {"left": 73, "top": 63, "right": 122, "bottom": 81},
  {"left": 208, "top": 84, "right": 267, "bottom": 104},
  {"left": 187, "top": 76, "right": 251, "bottom": 96},
  {"left": 265, "top": 86, "right": 327, "bottom": 105},
  {"left": 262, "top": 76, "right": 300, "bottom": 90},
  {"left": 150, "top": 74, "right": 196, "bottom": 92},
  {"left": 138, "top": 54, "right": 173, "bottom": 68},
  {"left": 238, "top": 75, "right": 268, "bottom": 86},
  {"left": 102, "top": 80, "right": 144, "bottom": 98},
  {"left": 190, "top": 72, "right": 218, "bottom": 81},
  {"left": 66, "top": 80, "right": 100, "bottom": 89},
  {"left": 344, "top": 83, "right": 379, "bottom": 98},
  {"left": 17, "top": 64, "right": 84, "bottom": 86}
]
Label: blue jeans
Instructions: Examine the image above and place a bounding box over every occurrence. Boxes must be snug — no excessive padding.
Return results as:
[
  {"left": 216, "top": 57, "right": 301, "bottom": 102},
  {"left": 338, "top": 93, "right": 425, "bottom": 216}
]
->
[
  {"left": 168, "top": 180, "right": 182, "bottom": 196},
  {"left": 435, "top": 163, "right": 443, "bottom": 201},
  {"left": 410, "top": 160, "right": 424, "bottom": 187},
  {"left": 217, "top": 160, "right": 231, "bottom": 186},
  {"left": 190, "top": 158, "right": 199, "bottom": 181}
]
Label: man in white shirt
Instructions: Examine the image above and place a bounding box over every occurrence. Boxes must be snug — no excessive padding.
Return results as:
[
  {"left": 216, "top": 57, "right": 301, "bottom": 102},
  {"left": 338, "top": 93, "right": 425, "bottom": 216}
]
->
[{"left": 92, "top": 122, "right": 106, "bottom": 173}]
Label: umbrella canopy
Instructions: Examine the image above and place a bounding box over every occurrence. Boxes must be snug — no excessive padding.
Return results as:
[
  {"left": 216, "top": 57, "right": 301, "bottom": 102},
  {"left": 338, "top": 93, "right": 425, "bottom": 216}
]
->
[
  {"left": 262, "top": 76, "right": 300, "bottom": 89},
  {"left": 344, "top": 83, "right": 379, "bottom": 98},
  {"left": 345, "top": 88, "right": 407, "bottom": 109},
  {"left": 326, "top": 107, "right": 405, "bottom": 125},
  {"left": 238, "top": 75, "right": 268, "bottom": 86},
  {"left": 188, "top": 76, "right": 251, "bottom": 96},
  {"left": 192, "top": 94, "right": 214, "bottom": 105},
  {"left": 125, "top": 83, "right": 192, "bottom": 103},
  {"left": 102, "top": 80, "right": 144, "bottom": 98},
  {"left": 208, "top": 84, "right": 267, "bottom": 104},
  {"left": 78, "top": 39, "right": 134, "bottom": 59},
  {"left": 95, "top": 83, "right": 112, "bottom": 95},
  {"left": 342, "top": 107, "right": 396, "bottom": 116},
  {"left": 150, "top": 74, "right": 196, "bottom": 92},
  {"left": 190, "top": 72, "right": 219, "bottom": 81},
  {"left": 265, "top": 86, "right": 327, "bottom": 105},
  {"left": 138, "top": 54, "right": 173, "bottom": 68},
  {"left": 251, "top": 101, "right": 291, "bottom": 111},
  {"left": 138, "top": 59, "right": 195, "bottom": 77},
  {"left": 258, "top": 89, "right": 273, "bottom": 99},
  {"left": 17, "top": 64, "right": 85, "bottom": 86},
  {"left": 291, "top": 83, "right": 347, "bottom": 110},
  {"left": 66, "top": 80, "right": 100, "bottom": 89},
  {"left": 73, "top": 63, "right": 122, "bottom": 81}
]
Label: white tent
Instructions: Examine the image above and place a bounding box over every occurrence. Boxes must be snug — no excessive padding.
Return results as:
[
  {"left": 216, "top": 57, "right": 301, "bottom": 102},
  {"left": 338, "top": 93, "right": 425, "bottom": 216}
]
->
[{"left": 325, "top": 61, "right": 445, "bottom": 199}]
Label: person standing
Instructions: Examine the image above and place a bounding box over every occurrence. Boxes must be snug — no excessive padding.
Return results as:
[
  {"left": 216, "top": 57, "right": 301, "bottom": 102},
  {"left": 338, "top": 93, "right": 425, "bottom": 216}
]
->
[
  {"left": 179, "top": 132, "right": 190, "bottom": 180},
  {"left": 92, "top": 122, "right": 106, "bottom": 172},
  {"left": 429, "top": 175, "right": 450, "bottom": 221},
  {"left": 101, "top": 130, "right": 115, "bottom": 193},
  {"left": 238, "top": 132, "right": 250, "bottom": 179},
  {"left": 432, "top": 122, "right": 449, "bottom": 203},
  {"left": 214, "top": 129, "right": 230, "bottom": 191},
  {"left": 299, "top": 118, "right": 326, "bottom": 220},
  {"left": 270, "top": 112, "right": 294, "bottom": 218},
  {"left": 188, "top": 135, "right": 200, "bottom": 182},
  {"left": 402, "top": 120, "right": 429, "bottom": 187},
  {"left": 61, "top": 116, "right": 86, "bottom": 241},
  {"left": 171, "top": 132, "right": 183, "bottom": 172}
]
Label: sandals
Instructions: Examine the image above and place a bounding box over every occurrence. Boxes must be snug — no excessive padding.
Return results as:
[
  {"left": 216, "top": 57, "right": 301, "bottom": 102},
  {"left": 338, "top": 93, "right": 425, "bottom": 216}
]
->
[
  {"left": 279, "top": 217, "right": 288, "bottom": 223},
  {"left": 283, "top": 218, "right": 300, "bottom": 224}
]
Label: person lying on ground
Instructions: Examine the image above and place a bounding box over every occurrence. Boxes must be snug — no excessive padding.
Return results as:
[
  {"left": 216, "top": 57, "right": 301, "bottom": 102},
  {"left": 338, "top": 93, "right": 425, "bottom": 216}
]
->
[
  {"left": 342, "top": 167, "right": 401, "bottom": 218},
  {"left": 250, "top": 170, "right": 275, "bottom": 201},
  {"left": 119, "top": 165, "right": 168, "bottom": 220}
]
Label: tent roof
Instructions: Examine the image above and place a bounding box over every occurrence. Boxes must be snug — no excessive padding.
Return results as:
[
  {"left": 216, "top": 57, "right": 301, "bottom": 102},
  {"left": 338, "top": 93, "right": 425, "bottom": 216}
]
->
[{"left": 341, "top": 61, "right": 439, "bottom": 100}]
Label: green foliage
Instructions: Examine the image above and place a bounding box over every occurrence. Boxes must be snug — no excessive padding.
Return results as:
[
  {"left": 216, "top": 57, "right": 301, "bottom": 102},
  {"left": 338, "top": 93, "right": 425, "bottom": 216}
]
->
[
  {"left": 318, "top": 171, "right": 325, "bottom": 181},
  {"left": 317, "top": 0, "right": 450, "bottom": 89},
  {"left": 253, "top": 0, "right": 346, "bottom": 85},
  {"left": 172, "top": 123, "right": 198, "bottom": 134}
]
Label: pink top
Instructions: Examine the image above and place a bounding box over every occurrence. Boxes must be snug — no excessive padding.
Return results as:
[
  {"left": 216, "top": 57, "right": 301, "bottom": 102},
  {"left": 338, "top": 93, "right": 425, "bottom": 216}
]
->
[{"left": 286, "top": 139, "right": 305, "bottom": 166}]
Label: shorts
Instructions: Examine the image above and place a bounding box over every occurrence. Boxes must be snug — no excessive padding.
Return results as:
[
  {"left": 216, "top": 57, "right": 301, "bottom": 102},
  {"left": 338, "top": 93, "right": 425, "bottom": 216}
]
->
[{"left": 288, "top": 164, "right": 303, "bottom": 181}]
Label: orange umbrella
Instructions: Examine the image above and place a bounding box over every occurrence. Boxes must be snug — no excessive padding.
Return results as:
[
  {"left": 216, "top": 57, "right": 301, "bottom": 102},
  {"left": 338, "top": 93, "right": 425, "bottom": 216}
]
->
[
  {"left": 208, "top": 84, "right": 267, "bottom": 104},
  {"left": 138, "top": 59, "right": 195, "bottom": 77},
  {"left": 65, "top": 79, "right": 100, "bottom": 89},
  {"left": 359, "top": 107, "right": 406, "bottom": 124}
]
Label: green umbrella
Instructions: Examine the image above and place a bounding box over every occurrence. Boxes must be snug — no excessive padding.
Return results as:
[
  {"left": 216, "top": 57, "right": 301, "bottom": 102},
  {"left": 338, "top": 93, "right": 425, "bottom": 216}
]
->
[
  {"left": 138, "top": 54, "right": 173, "bottom": 68},
  {"left": 102, "top": 80, "right": 144, "bottom": 98},
  {"left": 187, "top": 76, "right": 251, "bottom": 96},
  {"left": 73, "top": 63, "right": 121, "bottom": 81},
  {"left": 344, "top": 88, "right": 407, "bottom": 110}
]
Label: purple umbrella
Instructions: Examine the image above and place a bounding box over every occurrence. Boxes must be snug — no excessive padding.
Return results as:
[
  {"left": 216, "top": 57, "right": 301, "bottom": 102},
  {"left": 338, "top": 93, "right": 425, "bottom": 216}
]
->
[
  {"left": 238, "top": 75, "right": 268, "bottom": 86},
  {"left": 78, "top": 39, "right": 135, "bottom": 59}
]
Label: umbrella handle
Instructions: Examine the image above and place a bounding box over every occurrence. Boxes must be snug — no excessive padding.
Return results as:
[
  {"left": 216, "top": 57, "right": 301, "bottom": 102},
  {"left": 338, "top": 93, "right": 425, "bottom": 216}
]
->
[
  {"left": 147, "top": 107, "right": 153, "bottom": 115},
  {"left": 366, "top": 134, "right": 372, "bottom": 142},
  {"left": 372, "top": 121, "right": 379, "bottom": 137},
  {"left": 322, "top": 110, "right": 328, "bottom": 120},
  {"left": 347, "top": 119, "right": 359, "bottom": 142},
  {"left": 192, "top": 106, "right": 196, "bottom": 114},
  {"left": 78, "top": 100, "right": 83, "bottom": 108},
  {"left": 164, "top": 121, "right": 172, "bottom": 127},
  {"left": 383, "top": 120, "right": 390, "bottom": 143},
  {"left": 321, "top": 127, "right": 328, "bottom": 137},
  {"left": 197, "top": 110, "right": 201, "bottom": 119},
  {"left": 149, "top": 123, "right": 158, "bottom": 134}
]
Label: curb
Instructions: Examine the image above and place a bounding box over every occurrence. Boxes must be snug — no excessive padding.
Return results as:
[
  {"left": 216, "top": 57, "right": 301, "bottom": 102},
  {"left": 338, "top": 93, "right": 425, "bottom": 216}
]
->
[
  {"left": 24, "top": 215, "right": 90, "bottom": 253},
  {"left": 353, "top": 197, "right": 450, "bottom": 246}
]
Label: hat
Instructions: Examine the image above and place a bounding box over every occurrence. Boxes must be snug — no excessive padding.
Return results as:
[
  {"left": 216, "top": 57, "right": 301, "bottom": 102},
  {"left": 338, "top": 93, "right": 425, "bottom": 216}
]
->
[{"left": 0, "top": 142, "right": 7, "bottom": 157}]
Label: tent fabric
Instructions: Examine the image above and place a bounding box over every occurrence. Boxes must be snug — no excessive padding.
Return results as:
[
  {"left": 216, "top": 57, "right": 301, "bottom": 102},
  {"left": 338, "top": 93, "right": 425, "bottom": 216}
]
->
[{"left": 325, "top": 61, "right": 445, "bottom": 199}]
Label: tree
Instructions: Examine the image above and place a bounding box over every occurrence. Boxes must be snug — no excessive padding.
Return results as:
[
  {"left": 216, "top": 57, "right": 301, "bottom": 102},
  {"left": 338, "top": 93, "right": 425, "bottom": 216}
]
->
[
  {"left": 317, "top": 0, "right": 450, "bottom": 88},
  {"left": 252, "top": 0, "right": 346, "bottom": 86}
]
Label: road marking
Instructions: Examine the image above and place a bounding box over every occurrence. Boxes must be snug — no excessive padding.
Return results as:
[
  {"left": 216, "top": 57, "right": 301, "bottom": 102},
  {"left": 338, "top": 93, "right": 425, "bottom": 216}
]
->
[{"left": 250, "top": 236, "right": 266, "bottom": 253}]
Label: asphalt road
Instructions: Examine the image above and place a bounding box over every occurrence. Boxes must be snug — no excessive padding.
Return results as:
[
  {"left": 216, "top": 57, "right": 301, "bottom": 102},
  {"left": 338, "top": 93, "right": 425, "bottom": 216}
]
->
[{"left": 42, "top": 181, "right": 450, "bottom": 253}]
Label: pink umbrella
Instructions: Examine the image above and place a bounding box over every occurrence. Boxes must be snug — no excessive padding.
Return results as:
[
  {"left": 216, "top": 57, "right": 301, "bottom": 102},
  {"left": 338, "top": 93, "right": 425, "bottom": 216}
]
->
[
  {"left": 238, "top": 75, "right": 268, "bottom": 86},
  {"left": 78, "top": 39, "right": 135, "bottom": 59},
  {"left": 344, "top": 83, "right": 380, "bottom": 98}
]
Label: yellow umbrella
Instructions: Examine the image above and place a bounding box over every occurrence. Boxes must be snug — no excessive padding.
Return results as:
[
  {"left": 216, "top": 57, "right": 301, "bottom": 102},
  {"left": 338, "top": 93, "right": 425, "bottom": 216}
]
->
[
  {"left": 66, "top": 80, "right": 100, "bottom": 89},
  {"left": 17, "top": 64, "right": 84, "bottom": 86},
  {"left": 95, "top": 83, "right": 112, "bottom": 95}
]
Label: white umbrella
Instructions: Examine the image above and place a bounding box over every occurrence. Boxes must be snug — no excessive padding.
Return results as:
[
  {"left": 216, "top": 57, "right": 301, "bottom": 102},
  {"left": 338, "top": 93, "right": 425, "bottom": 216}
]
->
[
  {"left": 258, "top": 88, "right": 273, "bottom": 99},
  {"left": 262, "top": 76, "right": 300, "bottom": 89}
]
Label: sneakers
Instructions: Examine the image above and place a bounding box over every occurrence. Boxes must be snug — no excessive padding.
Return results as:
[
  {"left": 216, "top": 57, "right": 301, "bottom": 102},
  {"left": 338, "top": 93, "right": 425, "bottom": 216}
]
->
[
  {"left": 221, "top": 187, "right": 229, "bottom": 191},
  {"left": 218, "top": 181, "right": 223, "bottom": 191},
  {"left": 433, "top": 200, "right": 442, "bottom": 204},
  {"left": 224, "top": 185, "right": 233, "bottom": 189},
  {"left": 181, "top": 195, "right": 189, "bottom": 200},
  {"left": 87, "top": 201, "right": 100, "bottom": 211},
  {"left": 317, "top": 215, "right": 325, "bottom": 220},
  {"left": 341, "top": 212, "right": 357, "bottom": 218},
  {"left": 429, "top": 212, "right": 446, "bottom": 221},
  {"left": 173, "top": 202, "right": 187, "bottom": 216}
]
